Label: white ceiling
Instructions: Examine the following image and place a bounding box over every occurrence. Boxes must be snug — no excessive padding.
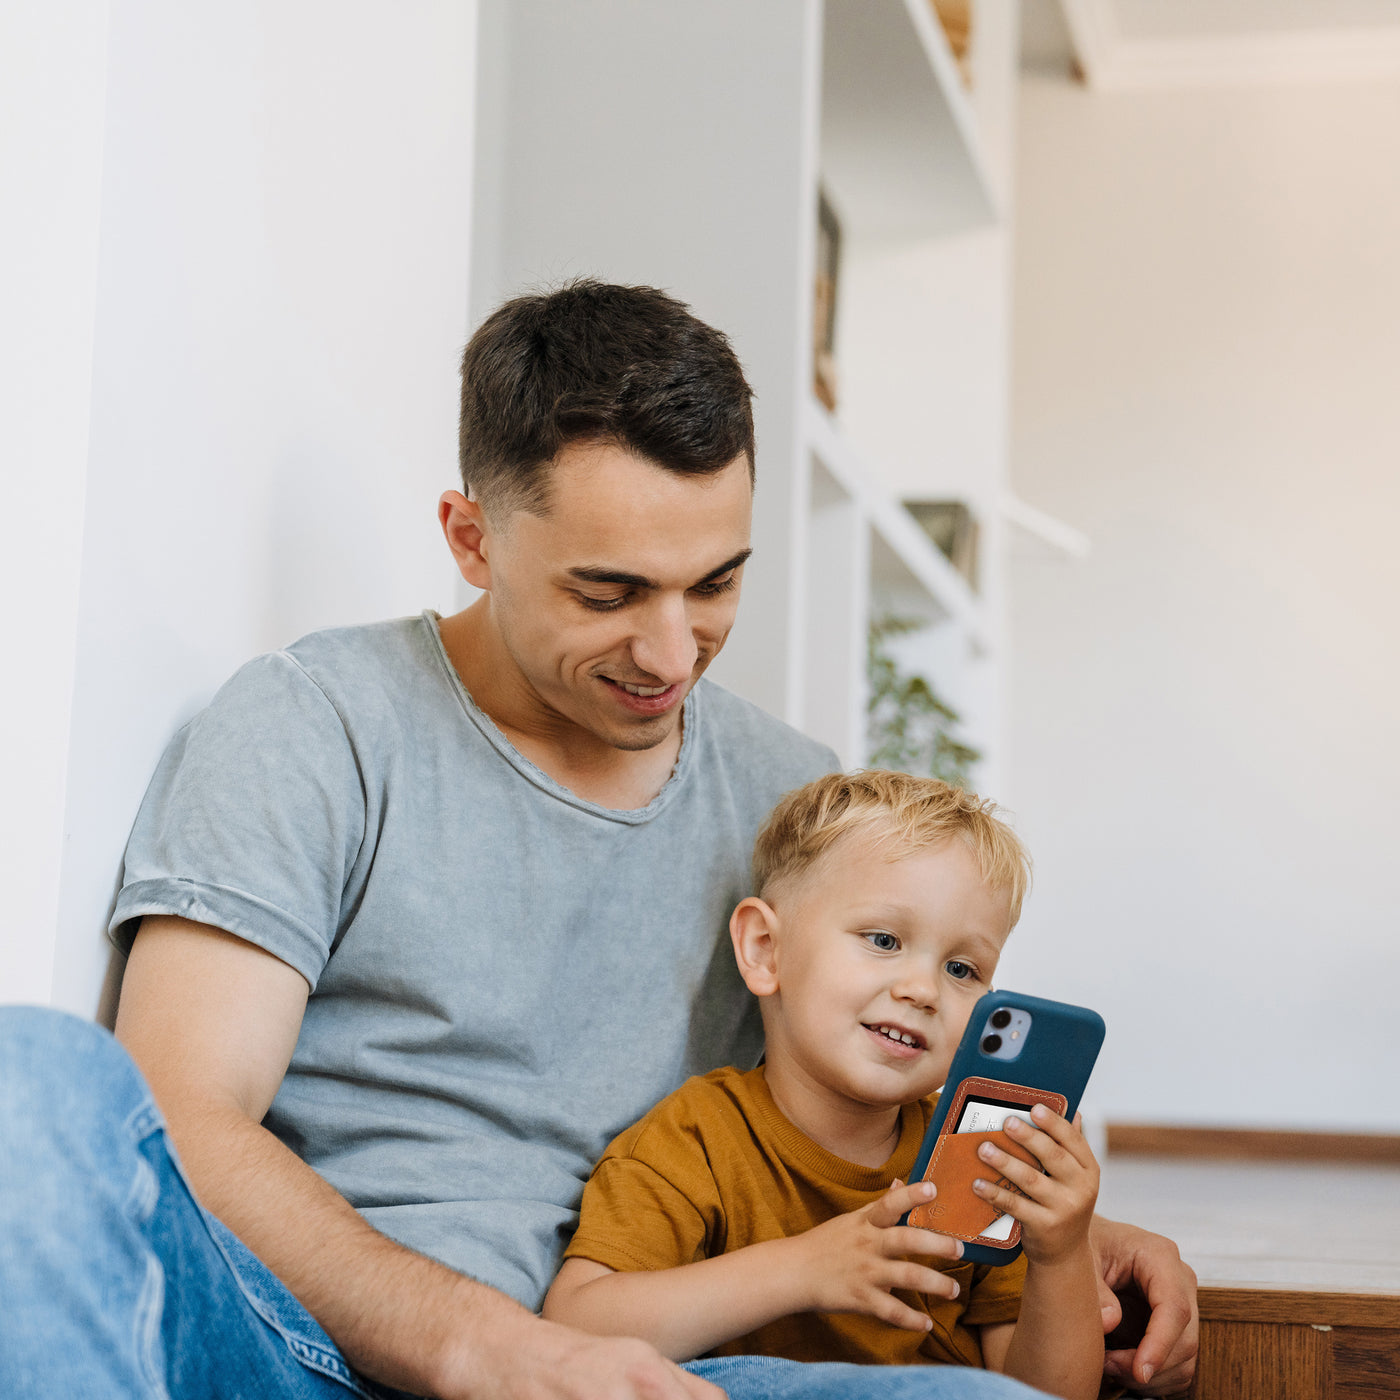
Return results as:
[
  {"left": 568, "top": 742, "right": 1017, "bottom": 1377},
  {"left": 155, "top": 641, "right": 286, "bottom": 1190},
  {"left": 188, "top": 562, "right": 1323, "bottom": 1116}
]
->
[{"left": 1021, "top": 0, "right": 1400, "bottom": 88}]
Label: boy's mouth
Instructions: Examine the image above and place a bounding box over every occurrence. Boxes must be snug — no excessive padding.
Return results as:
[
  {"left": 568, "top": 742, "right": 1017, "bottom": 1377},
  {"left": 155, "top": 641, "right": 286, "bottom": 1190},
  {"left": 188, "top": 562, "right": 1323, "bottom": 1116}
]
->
[{"left": 863, "top": 1022, "right": 927, "bottom": 1054}]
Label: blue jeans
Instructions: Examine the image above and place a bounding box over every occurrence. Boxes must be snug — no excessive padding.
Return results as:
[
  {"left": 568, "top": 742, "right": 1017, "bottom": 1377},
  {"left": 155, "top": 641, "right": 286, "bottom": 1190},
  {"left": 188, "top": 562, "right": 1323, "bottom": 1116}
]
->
[
  {"left": 0, "top": 1008, "right": 1048, "bottom": 1399},
  {"left": 687, "top": 1358, "right": 1050, "bottom": 1399}
]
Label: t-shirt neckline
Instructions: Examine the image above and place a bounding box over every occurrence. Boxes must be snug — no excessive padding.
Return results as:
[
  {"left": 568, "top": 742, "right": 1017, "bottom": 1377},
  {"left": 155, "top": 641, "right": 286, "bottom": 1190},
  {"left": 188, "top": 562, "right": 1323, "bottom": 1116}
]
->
[
  {"left": 743, "top": 1065, "right": 926, "bottom": 1190},
  {"left": 421, "top": 609, "right": 698, "bottom": 825}
]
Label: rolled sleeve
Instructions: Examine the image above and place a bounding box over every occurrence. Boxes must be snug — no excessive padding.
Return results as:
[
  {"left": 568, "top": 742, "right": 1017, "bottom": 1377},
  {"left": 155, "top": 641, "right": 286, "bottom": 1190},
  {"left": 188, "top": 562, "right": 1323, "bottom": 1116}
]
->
[{"left": 109, "top": 651, "right": 367, "bottom": 990}]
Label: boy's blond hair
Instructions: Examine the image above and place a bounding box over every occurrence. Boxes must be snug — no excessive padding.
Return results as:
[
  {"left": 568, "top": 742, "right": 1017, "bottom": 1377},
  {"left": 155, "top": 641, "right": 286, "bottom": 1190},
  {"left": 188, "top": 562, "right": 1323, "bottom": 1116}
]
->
[{"left": 753, "top": 770, "right": 1032, "bottom": 927}]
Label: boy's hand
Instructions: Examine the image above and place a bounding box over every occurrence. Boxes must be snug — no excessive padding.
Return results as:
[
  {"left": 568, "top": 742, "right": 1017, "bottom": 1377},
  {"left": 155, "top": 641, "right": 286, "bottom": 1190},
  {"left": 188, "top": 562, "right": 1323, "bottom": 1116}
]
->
[
  {"left": 971, "top": 1106, "right": 1100, "bottom": 1266},
  {"left": 792, "top": 1179, "right": 964, "bottom": 1333}
]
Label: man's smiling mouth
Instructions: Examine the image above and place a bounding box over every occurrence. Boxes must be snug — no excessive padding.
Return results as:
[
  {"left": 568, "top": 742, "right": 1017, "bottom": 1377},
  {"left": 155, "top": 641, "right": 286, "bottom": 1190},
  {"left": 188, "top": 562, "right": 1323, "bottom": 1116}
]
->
[{"left": 598, "top": 676, "right": 683, "bottom": 716}]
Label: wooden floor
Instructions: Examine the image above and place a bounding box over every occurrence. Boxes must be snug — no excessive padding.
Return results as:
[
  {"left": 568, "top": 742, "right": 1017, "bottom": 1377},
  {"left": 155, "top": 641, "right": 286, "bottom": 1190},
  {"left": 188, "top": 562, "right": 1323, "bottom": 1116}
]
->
[{"left": 1097, "top": 1155, "right": 1400, "bottom": 1399}]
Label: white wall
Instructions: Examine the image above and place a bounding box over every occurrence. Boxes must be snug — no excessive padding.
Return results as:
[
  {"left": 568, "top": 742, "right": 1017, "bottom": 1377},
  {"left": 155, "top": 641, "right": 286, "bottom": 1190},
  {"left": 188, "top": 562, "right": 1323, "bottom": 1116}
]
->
[
  {"left": 1004, "top": 72, "right": 1400, "bottom": 1130},
  {"left": 470, "top": 0, "right": 819, "bottom": 727},
  {"left": 0, "top": 0, "right": 110, "bottom": 1008},
  {"left": 3, "top": 3, "right": 476, "bottom": 1016}
]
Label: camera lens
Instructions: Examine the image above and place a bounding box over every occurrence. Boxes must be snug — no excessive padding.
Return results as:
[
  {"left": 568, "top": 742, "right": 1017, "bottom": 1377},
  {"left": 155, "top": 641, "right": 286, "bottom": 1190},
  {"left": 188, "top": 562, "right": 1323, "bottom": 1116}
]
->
[
  {"left": 990, "top": 1009, "right": 1012, "bottom": 1030},
  {"left": 981, "top": 1034, "right": 1003, "bottom": 1054}
]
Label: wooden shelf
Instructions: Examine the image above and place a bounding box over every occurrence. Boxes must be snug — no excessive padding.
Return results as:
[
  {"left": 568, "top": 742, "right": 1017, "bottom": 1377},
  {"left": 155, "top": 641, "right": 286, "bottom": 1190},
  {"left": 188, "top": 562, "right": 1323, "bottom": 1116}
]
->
[{"left": 820, "top": 0, "right": 998, "bottom": 239}]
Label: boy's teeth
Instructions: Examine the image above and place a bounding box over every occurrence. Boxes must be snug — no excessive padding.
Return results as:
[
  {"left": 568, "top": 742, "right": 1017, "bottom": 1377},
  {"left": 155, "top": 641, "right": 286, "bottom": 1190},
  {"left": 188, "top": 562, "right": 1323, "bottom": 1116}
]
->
[
  {"left": 874, "top": 1025, "right": 918, "bottom": 1047},
  {"left": 619, "top": 682, "right": 668, "bottom": 696}
]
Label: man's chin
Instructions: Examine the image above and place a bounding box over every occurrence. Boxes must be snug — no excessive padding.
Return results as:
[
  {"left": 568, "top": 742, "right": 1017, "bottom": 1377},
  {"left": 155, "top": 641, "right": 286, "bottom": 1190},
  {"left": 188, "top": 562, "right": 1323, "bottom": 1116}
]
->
[
  {"left": 599, "top": 711, "right": 681, "bottom": 752},
  {"left": 587, "top": 677, "right": 694, "bottom": 751}
]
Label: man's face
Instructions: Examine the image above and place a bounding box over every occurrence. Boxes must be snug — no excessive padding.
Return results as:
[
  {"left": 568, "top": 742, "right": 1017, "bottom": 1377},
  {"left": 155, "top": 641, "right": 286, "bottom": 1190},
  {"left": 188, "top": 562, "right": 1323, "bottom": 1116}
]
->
[{"left": 479, "top": 441, "right": 753, "bottom": 752}]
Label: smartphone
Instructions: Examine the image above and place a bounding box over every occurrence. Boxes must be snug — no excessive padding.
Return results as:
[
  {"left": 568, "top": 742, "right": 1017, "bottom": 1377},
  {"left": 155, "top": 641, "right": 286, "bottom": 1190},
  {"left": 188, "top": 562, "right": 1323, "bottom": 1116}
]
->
[{"left": 901, "top": 989, "right": 1105, "bottom": 1265}]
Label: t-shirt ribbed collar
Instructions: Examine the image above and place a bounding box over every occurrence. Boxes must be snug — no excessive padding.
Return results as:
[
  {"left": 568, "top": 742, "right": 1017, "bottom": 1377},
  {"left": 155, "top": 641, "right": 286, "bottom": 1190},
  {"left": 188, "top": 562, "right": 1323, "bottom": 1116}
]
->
[
  {"left": 740, "top": 1064, "right": 927, "bottom": 1191},
  {"left": 422, "top": 609, "right": 698, "bottom": 825}
]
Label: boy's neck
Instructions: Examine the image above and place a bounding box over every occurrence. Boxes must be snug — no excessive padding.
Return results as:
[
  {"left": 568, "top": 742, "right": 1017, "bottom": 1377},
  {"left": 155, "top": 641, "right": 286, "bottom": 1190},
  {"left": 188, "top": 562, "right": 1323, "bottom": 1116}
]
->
[{"left": 761, "top": 1060, "right": 904, "bottom": 1169}]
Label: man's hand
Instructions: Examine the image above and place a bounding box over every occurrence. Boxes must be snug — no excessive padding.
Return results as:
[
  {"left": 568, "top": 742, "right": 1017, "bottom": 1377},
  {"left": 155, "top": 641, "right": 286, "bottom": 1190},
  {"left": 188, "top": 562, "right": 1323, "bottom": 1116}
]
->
[
  {"left": 793, "top": 1179, "right": 964, "bottom": 1333},
  {"left": 446, "top": 1310, "right": 725, "bottom": 1400},
  {"left": 1090, "top": 1214, "right": 1199, "bottom": 1395}
]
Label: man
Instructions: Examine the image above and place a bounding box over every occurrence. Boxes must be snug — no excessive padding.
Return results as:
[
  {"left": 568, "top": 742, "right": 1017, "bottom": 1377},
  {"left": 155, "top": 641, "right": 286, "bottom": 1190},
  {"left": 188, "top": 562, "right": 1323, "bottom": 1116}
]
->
[{"left": 0, "top": 282, "right": 1196, "bottom": 1399}]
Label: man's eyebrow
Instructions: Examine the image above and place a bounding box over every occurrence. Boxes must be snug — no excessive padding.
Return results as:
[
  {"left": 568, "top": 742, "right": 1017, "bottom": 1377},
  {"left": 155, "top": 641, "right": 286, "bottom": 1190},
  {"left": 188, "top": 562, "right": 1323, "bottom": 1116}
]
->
[{"left": 566, "top": 548, "right": 752, "bottom": 590}]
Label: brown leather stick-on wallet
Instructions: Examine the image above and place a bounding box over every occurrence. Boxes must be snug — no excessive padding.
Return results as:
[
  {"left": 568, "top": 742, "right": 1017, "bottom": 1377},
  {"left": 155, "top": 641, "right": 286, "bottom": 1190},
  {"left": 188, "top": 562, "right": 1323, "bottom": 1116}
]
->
[{"left": 907, "top": 1076, "right": 1067, "bottom": 1246}]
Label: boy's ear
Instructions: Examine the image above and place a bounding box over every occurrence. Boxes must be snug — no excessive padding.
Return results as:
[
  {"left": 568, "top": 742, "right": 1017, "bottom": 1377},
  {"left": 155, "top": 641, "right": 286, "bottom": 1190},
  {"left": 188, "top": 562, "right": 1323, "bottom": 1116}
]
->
[{"left": 730, "top": 896, "right": 781, "bottom": 997}]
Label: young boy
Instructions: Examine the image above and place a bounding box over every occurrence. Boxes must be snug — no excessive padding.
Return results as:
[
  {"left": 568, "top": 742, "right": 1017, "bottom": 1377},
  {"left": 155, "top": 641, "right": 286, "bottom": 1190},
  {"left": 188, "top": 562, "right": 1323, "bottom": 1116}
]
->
[{"left": 543, "top": 771, "right": 1104, "bottom": 1400}]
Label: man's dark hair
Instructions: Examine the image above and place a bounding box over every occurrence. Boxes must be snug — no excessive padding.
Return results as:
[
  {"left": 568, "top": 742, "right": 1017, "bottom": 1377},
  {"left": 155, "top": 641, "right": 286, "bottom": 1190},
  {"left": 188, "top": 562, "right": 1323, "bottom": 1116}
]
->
[{"left": 458, "top": 280, "right": 755, "bottom": 518}]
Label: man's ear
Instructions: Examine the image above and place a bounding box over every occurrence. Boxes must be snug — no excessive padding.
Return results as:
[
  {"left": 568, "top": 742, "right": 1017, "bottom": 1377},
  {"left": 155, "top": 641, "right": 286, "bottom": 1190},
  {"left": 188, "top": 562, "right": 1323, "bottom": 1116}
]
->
[
  {"left": 730, "top": 896, "right": 781, "bottom": 997},
  {"left": 439, "top": 490, "right": 493, "bottom": 590}
]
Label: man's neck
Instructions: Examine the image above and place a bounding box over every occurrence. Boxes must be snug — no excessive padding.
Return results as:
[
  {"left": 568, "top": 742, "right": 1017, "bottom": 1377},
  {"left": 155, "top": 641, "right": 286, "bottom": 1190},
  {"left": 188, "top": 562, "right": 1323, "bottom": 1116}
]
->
[
  {"left": 436, "top": 605, "right": 684, "bottom": 811},
  {"left": 762, "top": 1060, "right": 904, "bottom": 1171}
]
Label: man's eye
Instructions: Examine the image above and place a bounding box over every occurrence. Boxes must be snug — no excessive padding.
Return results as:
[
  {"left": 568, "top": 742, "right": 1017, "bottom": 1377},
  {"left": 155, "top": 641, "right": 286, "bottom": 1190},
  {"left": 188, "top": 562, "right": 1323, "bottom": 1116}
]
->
[
  {"left": 864, "top": 932, "right": 899, "bottom": 952},
  {"left": 945, "top": 960, "right": 974, "bottom": 980},
  {"left": 693, "top": 574, "right": 738, "bottom": 598},
  {"left": 578, "top": 594, "right": 628, "bottom": 612}
]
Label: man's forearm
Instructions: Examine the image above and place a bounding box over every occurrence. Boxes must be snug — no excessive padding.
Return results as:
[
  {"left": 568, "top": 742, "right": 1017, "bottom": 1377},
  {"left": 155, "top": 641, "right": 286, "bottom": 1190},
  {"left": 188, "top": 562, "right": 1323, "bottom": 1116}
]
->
[
  {"left": 167, "top": 1101, "right": 523, "bottom": 1398},
  {"left": 1088, "top": 1211, "right": 1200, "bottom": 1394}
]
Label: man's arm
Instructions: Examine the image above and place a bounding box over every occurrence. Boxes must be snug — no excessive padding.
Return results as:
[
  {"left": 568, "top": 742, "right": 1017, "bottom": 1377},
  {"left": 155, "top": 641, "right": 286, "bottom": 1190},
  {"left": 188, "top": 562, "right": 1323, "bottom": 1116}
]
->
[
  {"left": 1089, "top": 1214, "right": 1199, "bottom": 1395},
  {"left": 115, "top": 916, "right": 721, "bottom": 1400}
]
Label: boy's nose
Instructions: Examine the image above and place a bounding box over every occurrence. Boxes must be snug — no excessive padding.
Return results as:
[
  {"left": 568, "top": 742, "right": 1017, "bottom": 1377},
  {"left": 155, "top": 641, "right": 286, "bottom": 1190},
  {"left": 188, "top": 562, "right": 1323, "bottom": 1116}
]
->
[{"left": 893, "top": 974, "right": 937, "bottom": 1011}]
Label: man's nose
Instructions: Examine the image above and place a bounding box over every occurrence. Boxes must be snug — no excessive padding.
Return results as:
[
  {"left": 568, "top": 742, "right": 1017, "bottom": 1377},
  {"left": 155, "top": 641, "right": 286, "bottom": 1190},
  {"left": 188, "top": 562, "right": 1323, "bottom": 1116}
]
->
[{"left": 631, "top": 595, "right": 699, "bottom": 685}]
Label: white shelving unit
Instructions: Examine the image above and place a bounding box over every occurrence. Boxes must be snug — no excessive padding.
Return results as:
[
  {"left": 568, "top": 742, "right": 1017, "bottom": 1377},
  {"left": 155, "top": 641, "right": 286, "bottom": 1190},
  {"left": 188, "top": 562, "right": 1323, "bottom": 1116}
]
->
[
  {"left": 470, "top": 0, "right": 1011, "bottom": 775},
  {"left": 801, "top": 397, "right": 989, "bottom": 767},
  {"left": 821, "top": 0, "right": 998, "bottom": 240}
]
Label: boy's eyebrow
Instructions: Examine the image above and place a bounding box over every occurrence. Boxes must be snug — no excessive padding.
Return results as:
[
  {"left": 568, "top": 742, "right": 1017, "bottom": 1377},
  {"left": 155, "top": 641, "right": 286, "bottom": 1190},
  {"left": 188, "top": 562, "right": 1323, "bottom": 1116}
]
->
[
  {"left": 567, "top": 548, "right": 752, "bottom": 591},
  {"left": 962, "top": 933, "right": 1008, "bottom": 962}
]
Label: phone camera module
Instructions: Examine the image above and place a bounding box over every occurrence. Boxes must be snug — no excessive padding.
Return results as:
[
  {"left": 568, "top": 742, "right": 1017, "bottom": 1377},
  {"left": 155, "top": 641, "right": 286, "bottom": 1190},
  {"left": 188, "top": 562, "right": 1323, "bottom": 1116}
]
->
[{"left": 979, "top": 1005, "right": 1032, "bottom": 1061}]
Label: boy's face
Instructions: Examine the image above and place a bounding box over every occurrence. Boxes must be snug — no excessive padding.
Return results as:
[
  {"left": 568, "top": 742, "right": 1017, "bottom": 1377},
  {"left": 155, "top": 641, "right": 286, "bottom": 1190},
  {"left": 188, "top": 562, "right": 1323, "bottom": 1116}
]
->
[{"left": 735, "top": 832, "right": 1013, "bottom": 1113}]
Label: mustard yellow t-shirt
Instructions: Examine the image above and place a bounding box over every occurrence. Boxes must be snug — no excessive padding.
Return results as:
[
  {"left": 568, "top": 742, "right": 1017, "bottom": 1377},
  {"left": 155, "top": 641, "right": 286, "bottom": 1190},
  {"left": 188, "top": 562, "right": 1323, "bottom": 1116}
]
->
[{"left": 563, "top": 1065, "right": 1026, "bottom": 1366}]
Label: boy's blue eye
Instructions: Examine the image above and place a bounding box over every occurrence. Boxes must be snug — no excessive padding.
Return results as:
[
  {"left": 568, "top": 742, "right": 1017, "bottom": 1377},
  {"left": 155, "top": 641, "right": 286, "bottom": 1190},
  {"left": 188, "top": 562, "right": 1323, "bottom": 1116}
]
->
[
  {"left": 865, "top": 932, "right": 899, "bottom": 952},
  {"left": 946, "top": 960, "right": 974, "bottom": 980}
]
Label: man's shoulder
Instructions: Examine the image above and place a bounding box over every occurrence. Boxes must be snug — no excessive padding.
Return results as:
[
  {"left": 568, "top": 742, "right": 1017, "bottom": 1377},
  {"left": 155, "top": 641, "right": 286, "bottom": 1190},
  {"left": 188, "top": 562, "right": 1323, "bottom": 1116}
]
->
[
  {"left": 279, "top": 611, "right": 439, "bottom": 684},
  {"left": 216, "top": 612, "right": 442, "bottom": 712},
  {"left": 691, "top": 679, "right": 839, "bottom": 793}
]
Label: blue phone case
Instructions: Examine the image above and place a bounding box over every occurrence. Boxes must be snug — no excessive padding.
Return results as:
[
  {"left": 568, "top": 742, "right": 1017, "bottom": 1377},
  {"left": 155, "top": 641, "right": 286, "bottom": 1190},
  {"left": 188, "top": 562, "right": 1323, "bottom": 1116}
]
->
[{"left": 903, "top": 989, "right": 1106, "bottom": 1264}]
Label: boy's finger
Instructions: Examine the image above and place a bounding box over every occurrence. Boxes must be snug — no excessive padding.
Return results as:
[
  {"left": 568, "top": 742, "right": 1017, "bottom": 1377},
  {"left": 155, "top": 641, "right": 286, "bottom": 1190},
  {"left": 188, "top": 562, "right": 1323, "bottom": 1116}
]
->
[
  {"left": 1003, "top": 1113, "right": 1077, "bottom": 1177},
  {"left": 871, "top": 1292, "right": 938, "bottom": 1333},
  {"left": 887, "top": 1260, "right": 962, "bottom": 1300},
  {"left": 869, "top": 1178, "right": 936, "bottom": 1226},
  {"left": 971, "top": 1174, "right": 1044, "bottom": 1223},
  {"left": 885, "top": 1224, "right": 964, "bottom": 1261},
  {"left": 1023, "top": 1102, "right": 1097, "bottom": 1170},
  {"left": 976, "top": 1140, "right": 1056, "bottom": 1200}
]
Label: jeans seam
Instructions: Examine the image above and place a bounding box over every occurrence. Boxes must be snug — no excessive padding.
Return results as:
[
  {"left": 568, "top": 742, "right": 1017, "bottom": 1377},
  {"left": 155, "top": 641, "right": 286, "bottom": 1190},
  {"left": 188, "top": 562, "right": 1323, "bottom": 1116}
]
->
[
  {"left": 122, "top": 1082, "right": 374, "bottom": 1394},
  {"left": 135, "top": 1253, "right": 172, "bottom": 1400}
]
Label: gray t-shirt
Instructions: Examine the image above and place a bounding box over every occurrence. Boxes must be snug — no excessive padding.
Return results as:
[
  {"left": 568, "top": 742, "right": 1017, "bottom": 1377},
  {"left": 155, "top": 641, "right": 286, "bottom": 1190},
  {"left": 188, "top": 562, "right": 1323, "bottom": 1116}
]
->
[{"left": 111, "top": 611, "right": 835, "bottom": 1308}]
